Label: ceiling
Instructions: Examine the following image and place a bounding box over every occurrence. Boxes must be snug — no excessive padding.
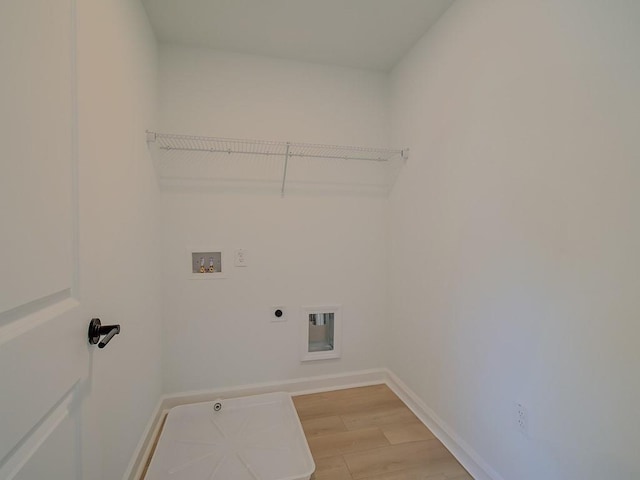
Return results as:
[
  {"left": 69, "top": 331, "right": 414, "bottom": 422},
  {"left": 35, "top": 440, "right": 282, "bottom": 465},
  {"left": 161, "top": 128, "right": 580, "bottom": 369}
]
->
[{"left": 141, "top": 0, "right": 455, "bottom": 71}]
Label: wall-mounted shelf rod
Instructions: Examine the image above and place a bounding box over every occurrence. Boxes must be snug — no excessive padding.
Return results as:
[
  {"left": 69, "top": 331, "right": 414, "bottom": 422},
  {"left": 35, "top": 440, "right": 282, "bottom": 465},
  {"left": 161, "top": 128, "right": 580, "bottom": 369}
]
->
[
  {"left": 157, "top": 146, "right": 391, "bottom": 162},
  {"left": 146, "top": 131, "right": 409, "bottom": 163},
  {"left": 145, "top": 131, "right": 409, "bottom": 196}
]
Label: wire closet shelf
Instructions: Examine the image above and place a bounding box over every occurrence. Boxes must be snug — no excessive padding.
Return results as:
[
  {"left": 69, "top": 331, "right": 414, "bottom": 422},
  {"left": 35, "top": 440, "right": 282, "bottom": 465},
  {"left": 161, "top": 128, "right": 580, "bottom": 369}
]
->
[{"left": 146, "top": 131, "right": 409, "bottom": 195}]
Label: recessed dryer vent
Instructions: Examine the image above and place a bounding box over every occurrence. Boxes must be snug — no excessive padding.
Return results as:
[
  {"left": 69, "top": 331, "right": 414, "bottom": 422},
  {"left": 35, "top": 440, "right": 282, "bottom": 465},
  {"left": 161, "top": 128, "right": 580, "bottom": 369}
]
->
[{"left": 301, "top": 305, "right": 342, "bottom": 361}]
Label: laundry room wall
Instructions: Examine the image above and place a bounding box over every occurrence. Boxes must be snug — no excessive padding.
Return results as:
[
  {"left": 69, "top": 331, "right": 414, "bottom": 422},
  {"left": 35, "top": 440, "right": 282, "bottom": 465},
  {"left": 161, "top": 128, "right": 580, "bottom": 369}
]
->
[
  {"left": 158, "top": 46, "right": 391, "bottom": 393},
  {"left": 388, "top": 1, "right": 640, "bottom": 479}
]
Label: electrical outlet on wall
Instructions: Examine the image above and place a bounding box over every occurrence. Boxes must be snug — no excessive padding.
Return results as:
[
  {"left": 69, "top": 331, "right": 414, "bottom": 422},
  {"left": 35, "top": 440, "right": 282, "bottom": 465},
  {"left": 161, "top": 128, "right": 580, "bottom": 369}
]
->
[
  {"left": 515, "top": 402, "right": 528, "bottom": 435},
  {"left": 271, "top": 306, "right": 286, "bottom": 322},
  {"left": 234, "top": 249, "right": 248, "bottom": 267}
]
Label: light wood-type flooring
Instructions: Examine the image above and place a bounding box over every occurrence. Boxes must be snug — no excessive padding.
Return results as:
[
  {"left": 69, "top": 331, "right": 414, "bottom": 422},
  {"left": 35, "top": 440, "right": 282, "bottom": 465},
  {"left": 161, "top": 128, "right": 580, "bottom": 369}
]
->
[{"left": 293, "top": 385, "right": 473, "bottom": 480}]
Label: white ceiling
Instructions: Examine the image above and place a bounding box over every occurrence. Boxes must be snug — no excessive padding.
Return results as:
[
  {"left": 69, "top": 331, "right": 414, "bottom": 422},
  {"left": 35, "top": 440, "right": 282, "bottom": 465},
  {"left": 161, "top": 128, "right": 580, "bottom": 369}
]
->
[{"left": 141, "top": 0, "right": 454, "bottom": 71}]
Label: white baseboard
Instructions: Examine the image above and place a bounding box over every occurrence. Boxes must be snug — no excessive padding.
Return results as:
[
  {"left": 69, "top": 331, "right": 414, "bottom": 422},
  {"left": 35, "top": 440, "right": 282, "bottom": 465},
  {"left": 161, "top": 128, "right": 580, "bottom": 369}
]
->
[
  {"left": 122, "top": 397, "right": 164, "bottom": 480},
  {"left": 160, "top": 368, "right": 388, "bottom": 411},
  {"left": 123, "top": 368, "right": 387, "bottom": 480},
  {"left": 384, "top": 369, "right": 504, "bottom": 480}
]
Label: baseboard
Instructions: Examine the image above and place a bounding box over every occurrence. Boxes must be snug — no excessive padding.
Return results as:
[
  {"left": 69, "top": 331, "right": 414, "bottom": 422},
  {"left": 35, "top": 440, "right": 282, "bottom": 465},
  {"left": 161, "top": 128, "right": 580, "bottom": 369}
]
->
[
  {"left": 123, "top": 368, "right": 387, "bottom": 480},
  {"left": 161, "top": 368, "right": 387, "bottom": 411},
  {"left": 384, "top": 369, "right": 504, "bottom": 480},
  {"left": 122, "top": 397, "right": 164, "bottom": 480}
]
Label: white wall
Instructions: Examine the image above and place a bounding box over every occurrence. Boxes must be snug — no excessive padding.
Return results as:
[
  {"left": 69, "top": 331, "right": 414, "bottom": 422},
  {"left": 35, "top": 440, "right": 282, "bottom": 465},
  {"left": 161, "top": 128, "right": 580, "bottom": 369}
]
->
[
  {"left": 76, "top": 1, "right": 162, "bottom": 478},
  {"left": 389, "top": 1, "right": 640, "bottom": 479},
  {"left": 159, "top": 46, "right": 390, "bottom": 393},
  {"left": 159, "top": 46, "right": 389, "bottom": 145}
]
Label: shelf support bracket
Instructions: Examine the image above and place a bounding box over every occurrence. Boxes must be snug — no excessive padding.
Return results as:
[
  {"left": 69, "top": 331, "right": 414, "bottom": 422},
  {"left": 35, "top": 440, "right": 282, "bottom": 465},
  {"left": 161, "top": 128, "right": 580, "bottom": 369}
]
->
[{"left": 281, "top": 143, "right": 290, "bottom": 197}]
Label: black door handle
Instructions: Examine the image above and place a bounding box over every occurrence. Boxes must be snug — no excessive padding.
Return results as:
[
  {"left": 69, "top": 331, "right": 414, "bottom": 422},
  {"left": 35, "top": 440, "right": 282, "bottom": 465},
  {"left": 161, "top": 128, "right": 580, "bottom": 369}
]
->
[{"left": 88, "top": 318, "right": 121, "bottom": 349}]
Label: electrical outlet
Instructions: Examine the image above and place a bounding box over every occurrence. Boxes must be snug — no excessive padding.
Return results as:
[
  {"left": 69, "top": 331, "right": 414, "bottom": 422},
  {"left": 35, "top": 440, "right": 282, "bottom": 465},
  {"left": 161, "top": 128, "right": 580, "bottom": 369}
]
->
[
  {"left": 271, "top": 306, "right": 286, "bottom": 322},
  {"left": 515, "top": 402, "right": 528, "bottom": 435},
  {"left": 234, "top": 249, "right": 248, "bottom": 267}
]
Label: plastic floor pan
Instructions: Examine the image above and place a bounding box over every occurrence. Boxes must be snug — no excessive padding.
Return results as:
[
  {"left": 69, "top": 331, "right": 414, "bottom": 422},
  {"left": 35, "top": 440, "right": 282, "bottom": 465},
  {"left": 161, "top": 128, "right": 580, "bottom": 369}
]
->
[{"left": 145, "top": 392, "right": 315, "bottom": 480}]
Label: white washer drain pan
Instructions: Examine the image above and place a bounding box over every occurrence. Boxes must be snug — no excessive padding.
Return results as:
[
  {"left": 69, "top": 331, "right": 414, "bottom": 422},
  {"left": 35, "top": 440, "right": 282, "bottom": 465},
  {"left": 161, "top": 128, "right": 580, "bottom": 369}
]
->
[{"left": 145, "top": 392, "right": 315, "bottom": 480}]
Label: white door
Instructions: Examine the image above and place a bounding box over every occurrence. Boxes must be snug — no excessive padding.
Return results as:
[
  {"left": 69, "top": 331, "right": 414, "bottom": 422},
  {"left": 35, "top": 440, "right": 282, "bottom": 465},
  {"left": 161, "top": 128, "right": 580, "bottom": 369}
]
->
[{"left": 0, "top": 1, "right": 90, "bottom": 478}]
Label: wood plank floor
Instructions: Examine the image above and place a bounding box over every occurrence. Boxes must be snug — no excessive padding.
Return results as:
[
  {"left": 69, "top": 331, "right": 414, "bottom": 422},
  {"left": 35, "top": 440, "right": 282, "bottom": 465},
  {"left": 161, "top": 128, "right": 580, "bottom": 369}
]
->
[{"left": 293, "top": 385, "right": 473, "bottom": 480}]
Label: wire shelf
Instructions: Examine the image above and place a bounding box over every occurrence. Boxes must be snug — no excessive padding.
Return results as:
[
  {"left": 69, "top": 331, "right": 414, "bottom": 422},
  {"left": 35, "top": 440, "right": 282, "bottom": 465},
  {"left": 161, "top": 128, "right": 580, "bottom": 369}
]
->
[{"left": 146, "top": 131, "right": 409, "bottom": 195}]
